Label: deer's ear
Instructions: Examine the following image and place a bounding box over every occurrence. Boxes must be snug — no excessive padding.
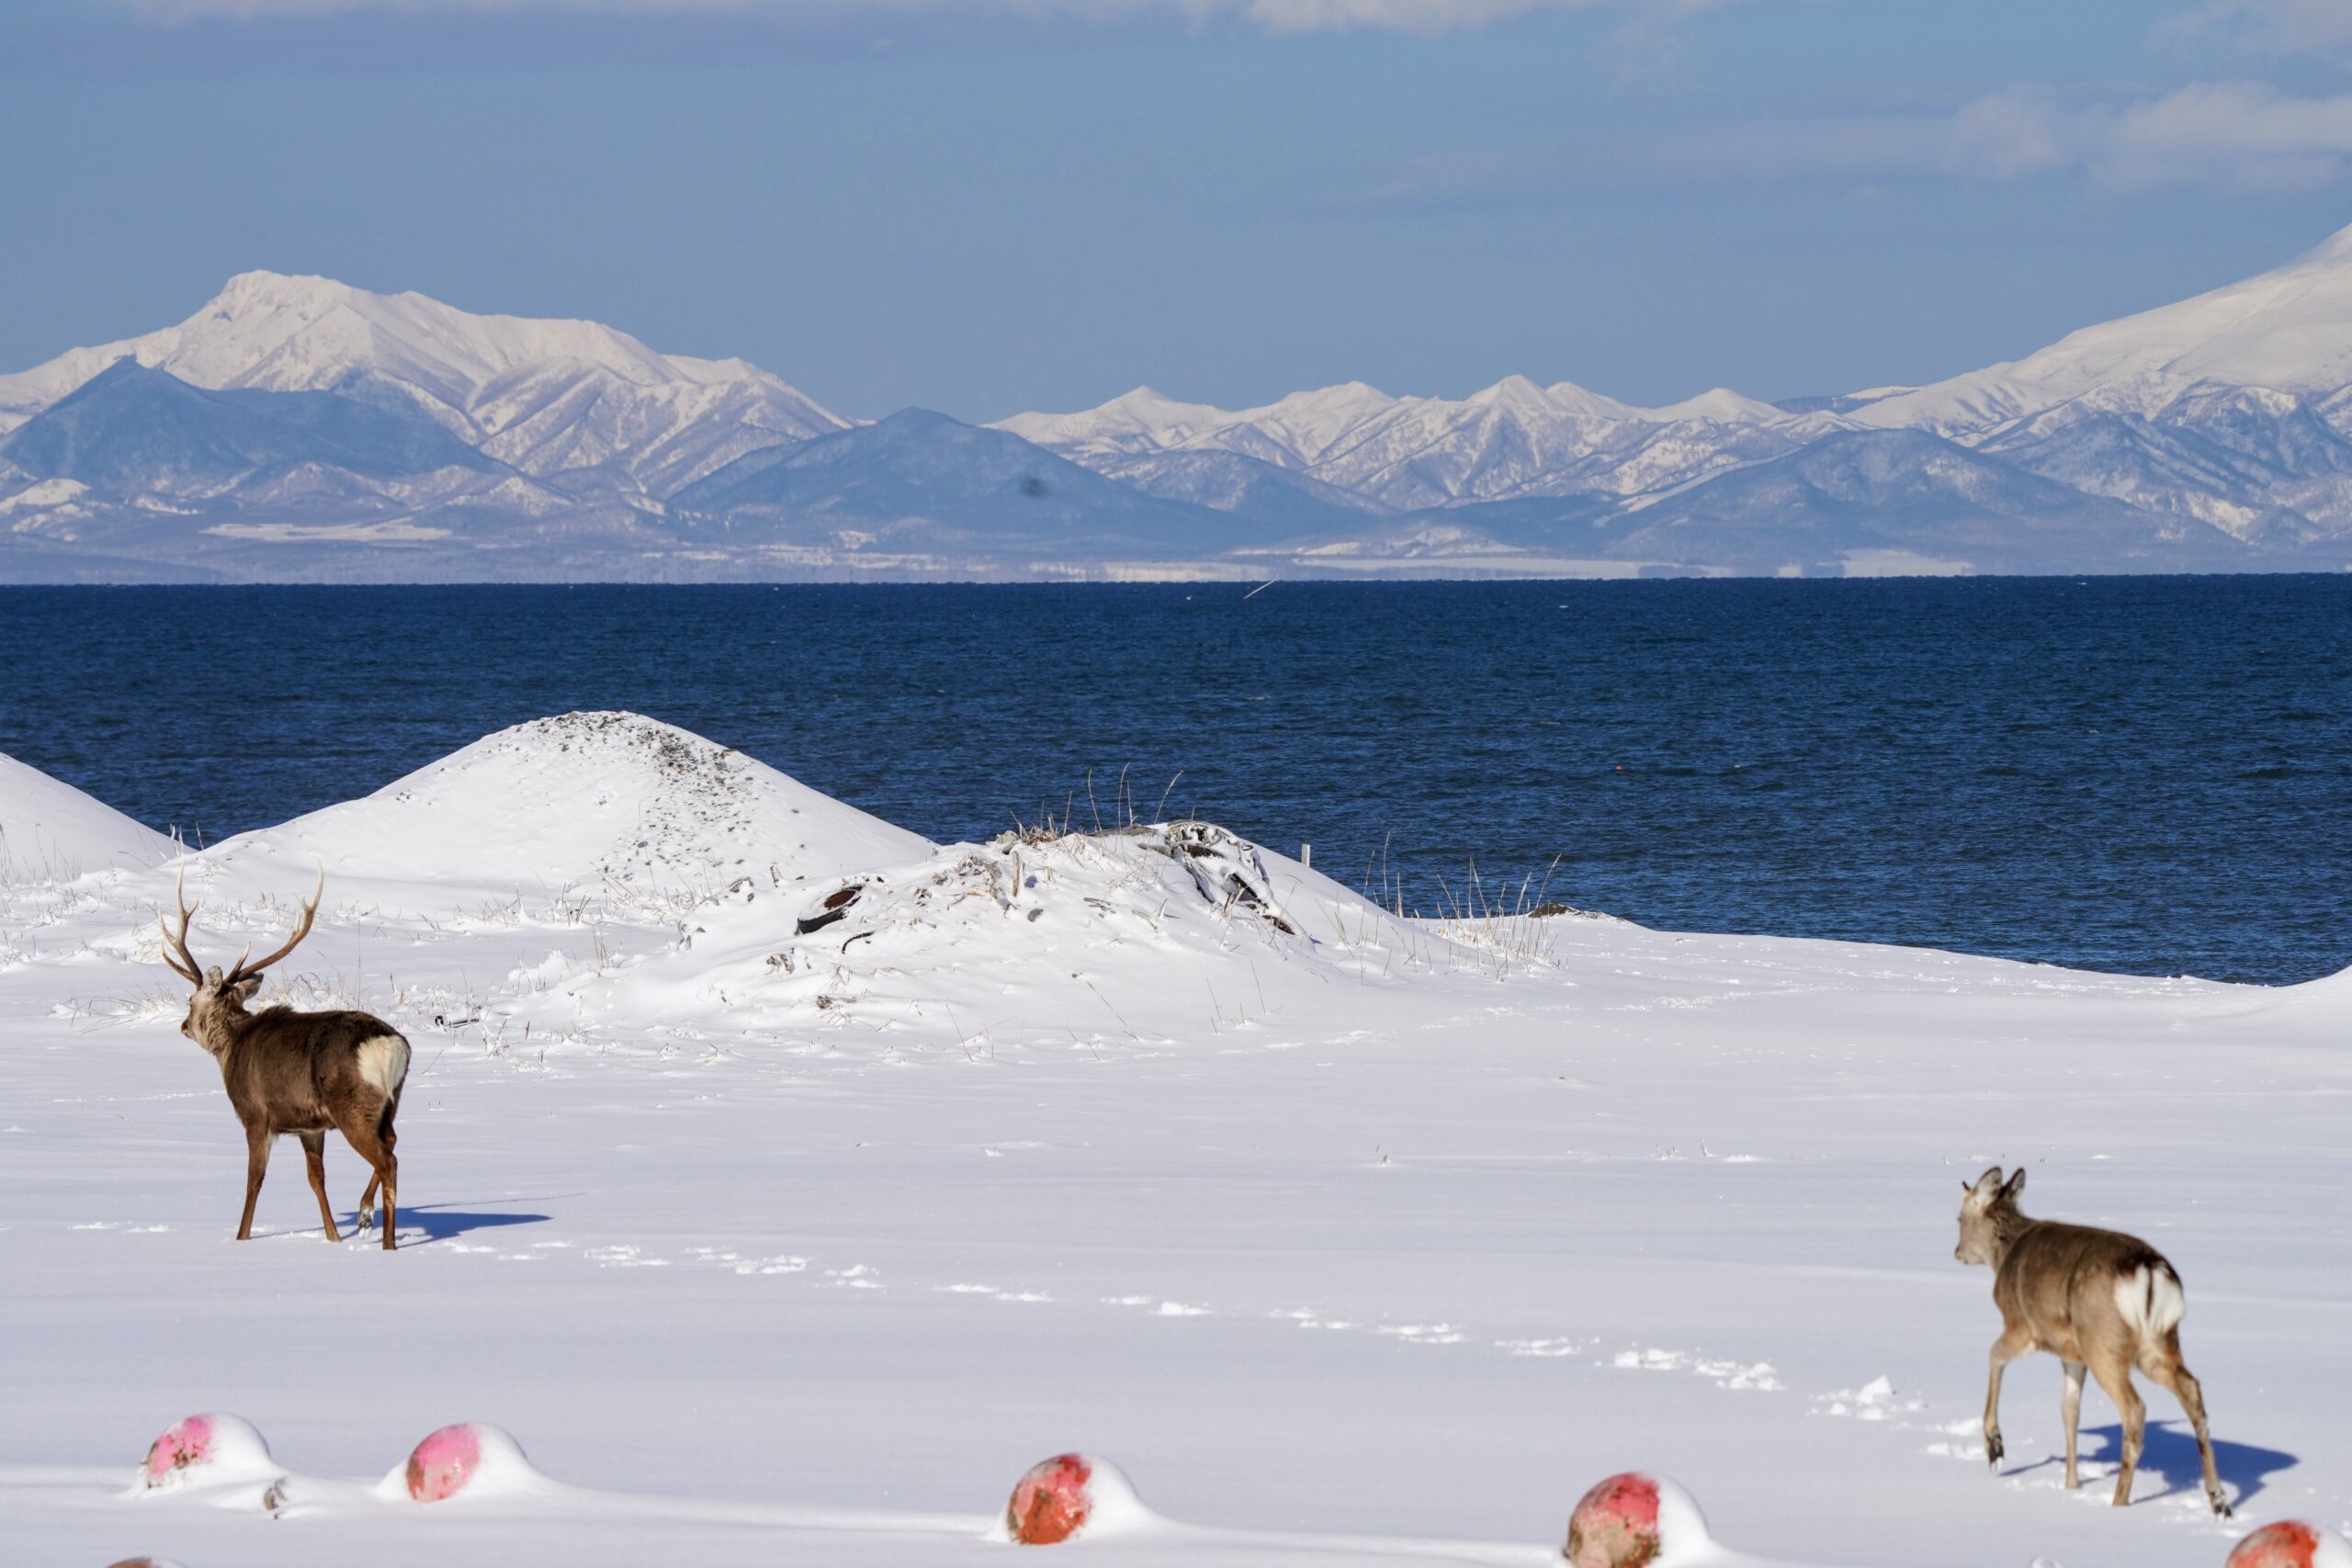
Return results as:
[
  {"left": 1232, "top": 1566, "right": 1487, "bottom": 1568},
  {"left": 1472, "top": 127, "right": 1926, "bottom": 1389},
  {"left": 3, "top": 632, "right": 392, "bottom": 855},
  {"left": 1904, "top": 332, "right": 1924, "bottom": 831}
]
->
[
  {"left": 203, "top": 964, "right": 224, "bottom": 988},
  {"left": 2001, "top": 1168, "right": 2028, "bottom": 1201},
  {"left": 229, "top": 975, "right": 265, "bottom": 1003}
]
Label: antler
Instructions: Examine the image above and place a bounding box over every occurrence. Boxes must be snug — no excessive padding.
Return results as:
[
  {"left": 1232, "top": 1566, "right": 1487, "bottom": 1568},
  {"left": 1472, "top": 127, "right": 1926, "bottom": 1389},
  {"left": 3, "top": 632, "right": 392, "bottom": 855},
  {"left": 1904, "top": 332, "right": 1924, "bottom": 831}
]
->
[
  {"left": 157, "top": 867, "right": 203, "bottom": 984},
  {"left": 224, "top": 865, "right": 325, "bottom": 987}
]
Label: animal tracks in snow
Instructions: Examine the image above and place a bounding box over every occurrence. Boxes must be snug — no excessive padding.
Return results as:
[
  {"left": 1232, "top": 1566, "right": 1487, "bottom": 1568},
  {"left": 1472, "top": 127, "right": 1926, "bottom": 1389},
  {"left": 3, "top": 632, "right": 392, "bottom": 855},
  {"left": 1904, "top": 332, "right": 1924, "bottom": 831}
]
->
[
  {"left": 934, "top": 1282, "right": 1052, "bottom": 1303},
  {"left": 688, "top": 1247, "right": 811, "bottom": 1276},
  {"left": 388, "top": 1225, "right": 1874, "bottom": 1450},
  {"left": 1811, "top": 1374, "right": 1922, "bottom": 1420},
  {"left": 1612, "top": 1346, "right": 1785, "bottom": 1391},
  {"left": 585, "top": 1244, "right": 671, "bottom": 1269}
]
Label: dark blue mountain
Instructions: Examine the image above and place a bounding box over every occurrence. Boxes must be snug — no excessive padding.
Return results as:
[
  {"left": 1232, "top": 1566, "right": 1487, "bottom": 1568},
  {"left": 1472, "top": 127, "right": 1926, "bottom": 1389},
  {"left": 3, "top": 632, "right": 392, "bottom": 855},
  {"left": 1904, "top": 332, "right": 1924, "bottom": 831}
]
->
[
  {"left": 673, "top": 409, "right": 1270, "bottom": 557},
  {"left": 0, "top": 358, "right": 498, "bottom": 495}
]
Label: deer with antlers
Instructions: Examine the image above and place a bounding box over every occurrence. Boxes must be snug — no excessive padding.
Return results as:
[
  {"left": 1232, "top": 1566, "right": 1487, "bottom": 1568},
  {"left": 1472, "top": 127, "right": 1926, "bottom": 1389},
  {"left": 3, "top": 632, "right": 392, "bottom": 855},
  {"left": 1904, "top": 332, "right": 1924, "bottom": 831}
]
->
[{"left": 158, "top": 868, "right": 409, "bottom": 1251}]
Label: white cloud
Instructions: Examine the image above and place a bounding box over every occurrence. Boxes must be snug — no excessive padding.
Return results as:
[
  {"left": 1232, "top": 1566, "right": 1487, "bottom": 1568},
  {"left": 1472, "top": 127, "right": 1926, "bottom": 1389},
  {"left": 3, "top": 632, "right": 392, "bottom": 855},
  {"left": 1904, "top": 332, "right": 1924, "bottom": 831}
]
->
[
  {"left": 2100, "top": 80, "right": 2352, "bottom": 186},
  {"left": 2161, "top": 0, "right": 2352, "bottom": 61},
  {"left": 1758, "top": 82, "right": 2352, "bottom": 191},
  {"left": 1333, "top": 80, "right": 2352, "bottom": 212}
]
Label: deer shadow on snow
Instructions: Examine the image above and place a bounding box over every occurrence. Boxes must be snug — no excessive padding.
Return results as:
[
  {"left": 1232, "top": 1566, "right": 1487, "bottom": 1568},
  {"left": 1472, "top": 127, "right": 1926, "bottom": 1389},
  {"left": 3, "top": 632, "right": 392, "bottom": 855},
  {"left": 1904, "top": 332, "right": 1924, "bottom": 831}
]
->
[
  {"left": 389, "top": 1201, "right": 559, "bottom": 1245},
  {"left": 254, "top": 1201, "right": 553, "bottom": 1244},
  {"left": 2005, "top": 1420, "right": 2299, "bottom": 1507}
]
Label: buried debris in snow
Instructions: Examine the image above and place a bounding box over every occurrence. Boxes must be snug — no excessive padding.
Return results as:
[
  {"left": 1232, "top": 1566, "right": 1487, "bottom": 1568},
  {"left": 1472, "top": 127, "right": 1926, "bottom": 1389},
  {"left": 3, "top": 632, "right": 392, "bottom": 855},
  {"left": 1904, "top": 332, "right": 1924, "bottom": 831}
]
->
[
  {"left": 1000, "top": 1452, "right": 1153, "bottom": 1545},
  {"left": 796, "top": 882, "right": 865, "bottom": 934},
  {"left": 1159, "top": 820, "right": 1295, "bottom": 934},
  {"left": 1565, "top": 1472, "right": 1712, "bottom": 1568},
  {"left": 2228, "top": 1523, "right": 2352, "bottom": 1568}
]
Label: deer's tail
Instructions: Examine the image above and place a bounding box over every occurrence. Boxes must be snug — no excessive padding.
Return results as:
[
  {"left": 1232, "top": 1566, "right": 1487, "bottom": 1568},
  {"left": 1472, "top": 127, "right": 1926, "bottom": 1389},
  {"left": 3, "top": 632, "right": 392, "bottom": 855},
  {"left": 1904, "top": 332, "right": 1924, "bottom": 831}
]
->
[
  {"left": 2116, "top": 1259, "right": 2187, "bottom": 1342},
  {"left": 356, "top": 1034, "right": 411, "bottom": 1133}
]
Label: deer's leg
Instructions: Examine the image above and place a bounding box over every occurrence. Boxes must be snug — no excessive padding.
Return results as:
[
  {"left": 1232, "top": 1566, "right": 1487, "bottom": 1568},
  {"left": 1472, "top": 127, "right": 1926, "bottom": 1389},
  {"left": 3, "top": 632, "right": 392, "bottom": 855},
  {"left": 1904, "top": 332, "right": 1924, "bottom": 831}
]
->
[
  {"left": 2060, "top": 1359, "right": 2086, "bottom": 1491},
  {"left": 2091, "top": 1355, "right": 2144, "bottom": 1508},
  {"left": 237, "top": 1126, "right": 272, "bottom": 1240},
  {"left": 357, "top": 1098, "right": 397, "bottom": 1227},
  {"left": 378, "top": 1117, "right": 399, "bottom": 1253},
  {"left": 340, "top": 1117, "right": 399, "bottom": 1253},
  {"left": 2145, "top": 1345, "right": 2230, "bottom": 1517},
  {"left": 298, "top": 1131, "right": 342, "bottom": 1243},
  {"left": 1983, "top": 1322, "right": 2032, "bottom": 1469}
]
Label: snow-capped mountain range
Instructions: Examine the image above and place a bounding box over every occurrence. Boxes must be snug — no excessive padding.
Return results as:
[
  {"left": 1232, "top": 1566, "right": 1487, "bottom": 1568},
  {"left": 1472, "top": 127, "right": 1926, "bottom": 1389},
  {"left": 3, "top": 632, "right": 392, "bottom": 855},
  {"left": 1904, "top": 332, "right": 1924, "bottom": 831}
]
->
[
  {"left": 6, "top": 227, "right": 2352, "bottom": 581},
  {"left": 0, "top": 271, "right": 844, "bottom": 498}
]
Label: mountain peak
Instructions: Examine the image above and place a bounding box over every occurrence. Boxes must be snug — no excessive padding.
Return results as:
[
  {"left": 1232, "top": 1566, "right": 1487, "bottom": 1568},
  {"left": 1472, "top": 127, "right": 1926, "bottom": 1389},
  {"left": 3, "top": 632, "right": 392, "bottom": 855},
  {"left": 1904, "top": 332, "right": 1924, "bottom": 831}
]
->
[
  {"left": 1650, "top": 387, "right": 1785, "bottom": 424},
  {"left": 1466, "top": 374, "right": 1555, "bottom": 411},
  {"left": 212, "top": 269, "right": 356, "bottom": 304},
  {"left": 1854, "top": 219, "right": 2352, "bottom": 431},
  {"left": 0, "top": 272, "right": 847, "bottom": 484},
  {"left": 2305, "top": 220, "right": 2352, "bottom": 265}
]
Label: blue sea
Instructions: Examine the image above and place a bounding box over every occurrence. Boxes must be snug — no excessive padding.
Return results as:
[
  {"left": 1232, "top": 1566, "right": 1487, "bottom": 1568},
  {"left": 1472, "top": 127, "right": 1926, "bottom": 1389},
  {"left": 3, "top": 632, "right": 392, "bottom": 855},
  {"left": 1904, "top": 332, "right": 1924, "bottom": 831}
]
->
[{"left": 2, "top": 579, "right": 2346, "bottom": 986}]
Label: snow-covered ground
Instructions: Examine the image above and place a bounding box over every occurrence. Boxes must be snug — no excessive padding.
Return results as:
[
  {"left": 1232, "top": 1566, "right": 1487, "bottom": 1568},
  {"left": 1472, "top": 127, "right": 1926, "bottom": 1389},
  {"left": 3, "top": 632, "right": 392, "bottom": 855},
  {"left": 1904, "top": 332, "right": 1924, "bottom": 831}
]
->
[{"left": 2, "top": 712, "right": 2345, "bottom": 1568}]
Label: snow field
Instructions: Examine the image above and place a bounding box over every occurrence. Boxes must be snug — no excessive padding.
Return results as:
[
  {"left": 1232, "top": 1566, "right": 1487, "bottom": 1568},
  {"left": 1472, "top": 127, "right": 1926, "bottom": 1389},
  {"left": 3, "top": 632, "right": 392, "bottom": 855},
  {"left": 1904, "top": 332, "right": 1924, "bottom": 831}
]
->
[{"left": 3, "top": 713, "right": 2348, "bottom": 1568}]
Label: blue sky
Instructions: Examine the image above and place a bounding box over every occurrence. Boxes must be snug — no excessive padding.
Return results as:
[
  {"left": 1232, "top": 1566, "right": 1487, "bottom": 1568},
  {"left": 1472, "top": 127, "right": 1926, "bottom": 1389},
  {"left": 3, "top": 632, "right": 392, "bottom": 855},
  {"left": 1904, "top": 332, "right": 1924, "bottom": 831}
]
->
[{"left": 2, "top": 0, "right": 2348, "bottom": 420}]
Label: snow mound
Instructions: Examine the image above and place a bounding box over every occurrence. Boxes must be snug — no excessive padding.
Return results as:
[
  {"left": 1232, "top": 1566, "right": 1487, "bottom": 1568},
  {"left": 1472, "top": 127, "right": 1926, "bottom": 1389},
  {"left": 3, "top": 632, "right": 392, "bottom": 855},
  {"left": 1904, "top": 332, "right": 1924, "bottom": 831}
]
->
[
  {"left": 550, "top": 820, "right": 1476, "bottom": 1047},
  {"left": 201, "top": 713, "right": 932, "bottom": 899},
  {"left": 0, "top": 750, "right": 174, "bottom": 881}
]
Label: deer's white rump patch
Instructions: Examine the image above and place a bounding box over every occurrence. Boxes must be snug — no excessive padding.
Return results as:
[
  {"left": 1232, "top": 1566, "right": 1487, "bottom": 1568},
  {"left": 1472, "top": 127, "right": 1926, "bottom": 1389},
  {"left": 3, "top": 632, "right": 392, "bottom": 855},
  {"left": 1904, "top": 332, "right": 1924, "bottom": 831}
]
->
[
  {"left": 2115, "top": 1262, "right": 2186, "bottom": 1340},
  {"left": 355, "top": 1035, "right": 410, "bottom": 1103}
]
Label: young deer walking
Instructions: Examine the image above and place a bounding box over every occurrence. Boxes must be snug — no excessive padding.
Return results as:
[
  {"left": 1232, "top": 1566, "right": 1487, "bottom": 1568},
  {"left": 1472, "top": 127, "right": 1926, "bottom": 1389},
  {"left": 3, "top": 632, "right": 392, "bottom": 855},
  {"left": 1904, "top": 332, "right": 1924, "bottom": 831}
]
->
[
  {"left": 1955, "top": 1167, "right": 2228, "bottom": 1515},
  {"left": 158, "top": 869, "right": 410, "bottom": 1251}
]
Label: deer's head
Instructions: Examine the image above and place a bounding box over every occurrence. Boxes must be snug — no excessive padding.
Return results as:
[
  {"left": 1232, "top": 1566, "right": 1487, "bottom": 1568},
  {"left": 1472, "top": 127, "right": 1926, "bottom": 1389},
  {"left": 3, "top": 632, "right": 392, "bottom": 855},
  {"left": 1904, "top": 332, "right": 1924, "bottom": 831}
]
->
[
  {"left": 1955, "top": 1165, "right": 2027, "bottom": 1266},
  {"left": 157, "top": 868, "right": 322, "bottom": 1055}
]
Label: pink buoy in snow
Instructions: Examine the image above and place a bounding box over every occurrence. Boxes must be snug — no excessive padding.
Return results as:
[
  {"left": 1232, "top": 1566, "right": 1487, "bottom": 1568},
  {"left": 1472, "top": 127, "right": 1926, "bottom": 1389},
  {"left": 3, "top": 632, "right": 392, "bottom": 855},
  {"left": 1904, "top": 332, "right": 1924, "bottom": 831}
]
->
[
  {"left": 399, "top": 1422, "right": 540, "bottom": 1503},
  {"left": 140, "top": 1416, "right": 215, "bottom": 1488},
  {"left": 1003, "top": 1452, "right": 1148, "bottom": 1544},
  {"left": 1564, "top": 1472, "right": 1711, "bottom": 1568},
  {"left": 136, "top": 1413, "right": 276, "bottom": 1494},
  {"left": 405, "top": 1423, "right": 481, "bottom": 1501},
  {"left": 1007, "top": 1454, "right": 1091, "bottom": 1544},
  {"left": 2228, "top": 1523, "right": 2352, "bottom": 1568}
]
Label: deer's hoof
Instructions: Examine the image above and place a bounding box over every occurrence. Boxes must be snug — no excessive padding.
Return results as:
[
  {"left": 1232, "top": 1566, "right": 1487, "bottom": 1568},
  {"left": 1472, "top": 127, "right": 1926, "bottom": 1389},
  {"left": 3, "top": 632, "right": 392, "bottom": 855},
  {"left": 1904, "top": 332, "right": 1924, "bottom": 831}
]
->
[{"left": 1984, "top": 1436, "right": 2004, "bottom": 1467}]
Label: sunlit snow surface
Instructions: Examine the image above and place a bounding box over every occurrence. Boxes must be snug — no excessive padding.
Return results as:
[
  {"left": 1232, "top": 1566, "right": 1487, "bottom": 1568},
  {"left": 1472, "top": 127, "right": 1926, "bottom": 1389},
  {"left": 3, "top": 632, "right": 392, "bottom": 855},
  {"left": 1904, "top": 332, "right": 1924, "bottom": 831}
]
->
[{"left": 2, "top": 713, "right": 2346, "bottom": 1568}]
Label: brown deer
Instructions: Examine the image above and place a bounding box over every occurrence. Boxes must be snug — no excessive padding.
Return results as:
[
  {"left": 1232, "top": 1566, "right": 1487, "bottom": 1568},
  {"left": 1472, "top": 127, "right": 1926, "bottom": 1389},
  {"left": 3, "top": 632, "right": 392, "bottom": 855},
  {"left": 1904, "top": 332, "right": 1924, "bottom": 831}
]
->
[
  {"left": 1955, "top": 1167, "right": 2228, "bottom": 1515},
  {"left": 158, "top": 869, "right": 409, "bottom": 1251}
]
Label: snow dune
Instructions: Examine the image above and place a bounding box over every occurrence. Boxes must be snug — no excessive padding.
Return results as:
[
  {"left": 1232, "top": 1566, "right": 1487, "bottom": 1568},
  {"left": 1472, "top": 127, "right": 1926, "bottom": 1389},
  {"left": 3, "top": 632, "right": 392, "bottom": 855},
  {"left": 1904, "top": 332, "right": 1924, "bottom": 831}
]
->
[
  {"left": 194, "top": 711, "right": 932, "bottom": 901},
  {"left": 0, "top": 748, "right": 175, "bottom": 880}
]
